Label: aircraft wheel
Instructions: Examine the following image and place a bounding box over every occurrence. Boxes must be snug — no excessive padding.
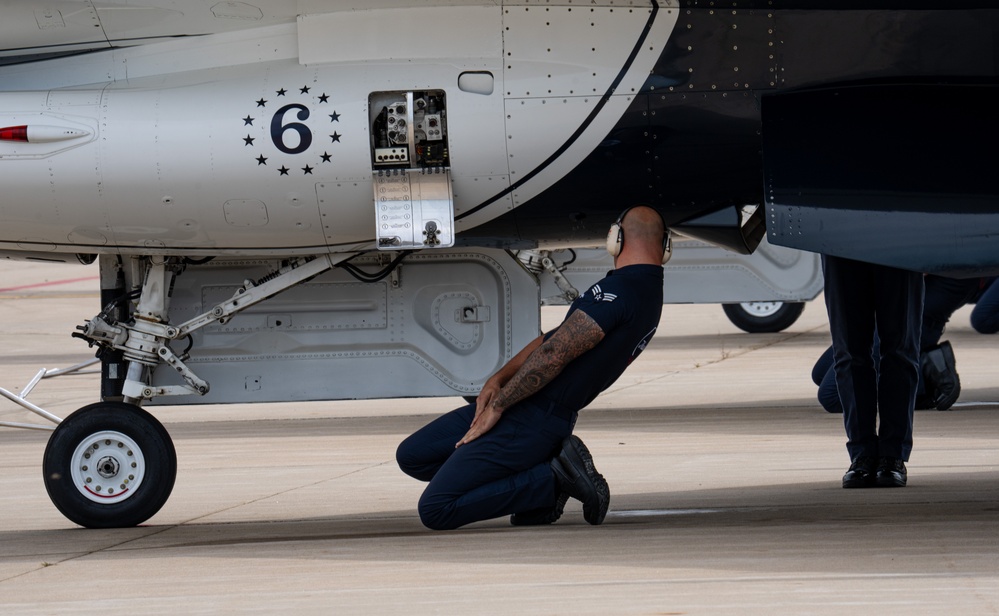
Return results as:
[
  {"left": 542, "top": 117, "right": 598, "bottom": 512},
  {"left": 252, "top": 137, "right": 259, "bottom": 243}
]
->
[
  {"left": 43, "top": 402, "right": 177, "bottom": 528},
  {"left": 722, "top": 301, "right": 805, "bottom": 333}
]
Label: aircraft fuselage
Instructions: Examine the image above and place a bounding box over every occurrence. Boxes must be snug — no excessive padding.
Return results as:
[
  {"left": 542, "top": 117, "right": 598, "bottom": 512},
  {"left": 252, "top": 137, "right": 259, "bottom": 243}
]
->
[{"left": 1, "top": 2, "right": 998, "bottom": 273}]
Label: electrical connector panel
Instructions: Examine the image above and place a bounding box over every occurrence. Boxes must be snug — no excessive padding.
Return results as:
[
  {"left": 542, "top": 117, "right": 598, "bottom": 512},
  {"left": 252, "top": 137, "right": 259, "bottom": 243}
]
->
[
  {"left": 370, "top": 91, "right": 449, "bottom": 169},
  {"left": 369, "top": 90, "right": 453, "bottom": 250}
]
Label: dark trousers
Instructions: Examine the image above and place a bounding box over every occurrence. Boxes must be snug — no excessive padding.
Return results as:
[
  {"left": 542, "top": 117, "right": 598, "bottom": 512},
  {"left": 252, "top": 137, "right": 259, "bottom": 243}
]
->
[
  {"left": 922, "top": 275, "right": 985, "bottom": 345},
  {"left": 396, "top": 401, "right": 574, "bottom": 530},
  {"left": 813, "top": 274, "right": 978, "bottom": 413},
  {"left": 822, "top": 255, "right": 923, "bottom": 461},
  {"left": 971, "top": 278, "right": 999, "bottom": 334}
]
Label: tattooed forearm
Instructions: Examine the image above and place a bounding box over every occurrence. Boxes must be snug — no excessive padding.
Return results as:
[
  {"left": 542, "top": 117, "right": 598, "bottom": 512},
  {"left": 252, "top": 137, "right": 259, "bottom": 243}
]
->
[
  {"left": 492, "top": 310, "right": 605, "bottom": 411},
  {"left": 492, "top": 364, "right": 556, "bottom": 410}
]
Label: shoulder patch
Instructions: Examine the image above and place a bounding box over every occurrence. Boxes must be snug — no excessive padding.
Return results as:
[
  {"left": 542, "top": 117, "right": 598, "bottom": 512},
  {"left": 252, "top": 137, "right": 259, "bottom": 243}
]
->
[{"left": 590, "top": 283, "right": 618, "bottom": 303}]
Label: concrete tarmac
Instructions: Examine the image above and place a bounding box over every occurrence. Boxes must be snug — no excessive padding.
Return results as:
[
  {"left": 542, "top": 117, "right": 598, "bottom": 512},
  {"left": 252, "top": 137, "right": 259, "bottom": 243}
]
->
[{"left": 0, "top": 261, "right": 997, "bottom": 614}]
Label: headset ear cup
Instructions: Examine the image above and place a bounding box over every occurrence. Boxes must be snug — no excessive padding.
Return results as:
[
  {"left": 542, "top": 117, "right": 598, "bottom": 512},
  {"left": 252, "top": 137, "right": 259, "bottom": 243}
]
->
[
  {"left": 661, "top": 229, "right": 673, "bottom": 265},
  {"left": 606, "top": 223, "right": 623, "bottom": 257}
]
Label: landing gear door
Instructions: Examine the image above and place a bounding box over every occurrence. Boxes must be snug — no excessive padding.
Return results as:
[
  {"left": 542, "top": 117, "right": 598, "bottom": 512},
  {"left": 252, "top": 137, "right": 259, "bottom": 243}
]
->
[{"left": 370, "top": 90, "right": 454, "bottom": 250}]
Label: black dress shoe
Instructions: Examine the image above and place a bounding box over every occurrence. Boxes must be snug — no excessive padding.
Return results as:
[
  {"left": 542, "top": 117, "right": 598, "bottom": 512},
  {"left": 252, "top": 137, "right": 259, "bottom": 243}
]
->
[
  {"left": 551, "top": 435, "right": 610, "bottom": 525},
  {"left": 510, "top": 491, "right": 569, "bottom": 526},
  {"left": 875, "top": 457, "right": 907, "bottom": 487},
  {"left": 842, "top": 456, "right": 877, "bottom": 489}
]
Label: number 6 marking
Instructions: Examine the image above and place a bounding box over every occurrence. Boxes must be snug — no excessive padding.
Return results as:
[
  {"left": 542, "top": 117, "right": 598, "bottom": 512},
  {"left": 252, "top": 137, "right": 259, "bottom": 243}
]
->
[{"left": 271, "top": 103, "right": 313, "bottom": 154}]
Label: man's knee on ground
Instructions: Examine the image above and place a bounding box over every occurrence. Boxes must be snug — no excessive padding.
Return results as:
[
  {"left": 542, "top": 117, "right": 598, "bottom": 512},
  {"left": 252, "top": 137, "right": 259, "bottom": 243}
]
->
[
  {"left": 417, "top": 494, "right": 461, "bottom": 531},
  {"left": 395, "top": 438, "right": 433, "bottom": 481},
  {"left": 818, "top": 384, "right": 842, "bottom": 413},
  {"left": 970, "top": 311, "right": 999, "bottom": 334}
]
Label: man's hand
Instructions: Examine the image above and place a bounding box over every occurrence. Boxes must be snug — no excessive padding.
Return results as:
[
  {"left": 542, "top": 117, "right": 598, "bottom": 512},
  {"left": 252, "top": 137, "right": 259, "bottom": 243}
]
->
[
  {"left": 474, "top": 379, "right": 501, "bottom": 423},
  {"left": 456, "top": 403, "right": 503, "bottom": 448}
]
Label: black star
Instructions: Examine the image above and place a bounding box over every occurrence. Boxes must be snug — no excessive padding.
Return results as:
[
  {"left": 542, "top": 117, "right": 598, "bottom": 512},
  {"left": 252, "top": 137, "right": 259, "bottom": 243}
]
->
[
  {"left": 300, "top": 85, "right": 311, "bottom": 94},
  {"left": 318, "top": 93, "right": 329, "bottom": 103},
  {"left": 320, "top": 152, "right": 332, "bottom": 163},
  {"left": 278, "top": 166, "right": 290, "bottom": 175},
  {"left": 302, "top": 165, "right": 314, "bottom": 175},
  {"left": 329, "top": 132, "right": 341, "bottom": 143},
  {"left": 329, "top": 111, "right": 340, "bottom": 122},
  {"left": 243, "top": 135, "right": 255, "bottom": 146},
  {"left": 276, "top": 88, "right": 287, "bottom": 96},
  {"left": 256, "top": 155, "right": 268, "bottom": 165},
  {"left": 243, "top": 115, "right": 254, "bottom": 126},
  {"left": 256, "top": 98, "right": 267, "bottom": 107}
]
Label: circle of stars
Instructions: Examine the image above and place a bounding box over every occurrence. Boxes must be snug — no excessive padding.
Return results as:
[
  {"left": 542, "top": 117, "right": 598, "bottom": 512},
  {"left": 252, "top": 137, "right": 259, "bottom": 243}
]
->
[{"left": 241, "top": 85, "right": 342, "bottom": 176}]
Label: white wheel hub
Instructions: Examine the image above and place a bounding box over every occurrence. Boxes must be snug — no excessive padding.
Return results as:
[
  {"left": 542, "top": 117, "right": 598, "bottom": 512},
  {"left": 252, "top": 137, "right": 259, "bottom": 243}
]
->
[
  {"left": 70, "top": 431, "right": 145, "bottom": 504},
  {"left": 738, "top": 301, "right": 783, "bottom": 318}
]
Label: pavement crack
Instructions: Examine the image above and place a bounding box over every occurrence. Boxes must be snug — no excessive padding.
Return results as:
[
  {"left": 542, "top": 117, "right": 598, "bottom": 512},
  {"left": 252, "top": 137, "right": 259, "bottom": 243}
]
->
[
  {"left": 701, "top": 323, "right": 827, "bottom": 369},
  {"left": 179, "top": 460, "right": 393, "bottom": 525},
  {"left": 0, "top": 525, "right": 175, "bottom": 584}
]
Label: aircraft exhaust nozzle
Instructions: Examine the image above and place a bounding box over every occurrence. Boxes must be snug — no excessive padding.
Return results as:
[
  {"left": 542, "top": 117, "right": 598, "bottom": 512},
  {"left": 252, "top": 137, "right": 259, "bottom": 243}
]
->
[{"left": 0, "top": 124, "right": 92, "bottom": 143}]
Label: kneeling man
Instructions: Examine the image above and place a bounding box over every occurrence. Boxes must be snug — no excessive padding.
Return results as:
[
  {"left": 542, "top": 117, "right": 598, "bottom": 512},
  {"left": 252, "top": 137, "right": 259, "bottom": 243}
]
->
[{"left": 396, "top": 206, "right": 668, "bottom": 530}]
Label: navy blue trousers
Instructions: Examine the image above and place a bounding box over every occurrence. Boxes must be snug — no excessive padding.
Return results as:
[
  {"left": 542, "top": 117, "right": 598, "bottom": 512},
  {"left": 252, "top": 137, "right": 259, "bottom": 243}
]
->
[
  {"left": 396, "top": 401, "right": 574, "bottom": 530},
  {"left": 822, "top": 255, "right": 923, "bottom": 461},
  {"left": 971, "top": 278, "right": 999, "bottom": 334},
  {"left": 921, "top": 275, "right": 986, "bottom": 347},
  {"left": 813, "top": 274, "right": 979, "bottom": 413}
]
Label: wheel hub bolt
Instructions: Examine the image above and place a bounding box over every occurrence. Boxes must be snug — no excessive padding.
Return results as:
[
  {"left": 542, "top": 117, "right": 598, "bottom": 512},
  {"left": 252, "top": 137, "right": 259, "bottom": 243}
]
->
[{"left": 97, "top": 456, "right": 120, "bottom": 479}]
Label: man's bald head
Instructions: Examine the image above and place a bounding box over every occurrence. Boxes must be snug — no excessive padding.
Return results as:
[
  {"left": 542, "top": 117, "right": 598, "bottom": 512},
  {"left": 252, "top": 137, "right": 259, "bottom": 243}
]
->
[
  {"left": 613, "top": 206, "right": 668, "bottom": 267},
  {"left": 621, "top": 206, "right": 665, "bottom": 247}
]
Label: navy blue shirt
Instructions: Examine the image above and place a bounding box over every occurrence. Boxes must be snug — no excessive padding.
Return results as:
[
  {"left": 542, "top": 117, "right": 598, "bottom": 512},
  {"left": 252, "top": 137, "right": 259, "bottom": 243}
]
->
[{"left": 536, "top": 264, "right": 664, "bottom": 413}]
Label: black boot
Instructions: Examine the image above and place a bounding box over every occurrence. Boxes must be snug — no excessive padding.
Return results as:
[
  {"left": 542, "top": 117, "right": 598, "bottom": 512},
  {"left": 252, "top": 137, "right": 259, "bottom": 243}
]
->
[
  {"left": 921, "top": 341, "right": 961, "bottom": 410},
  {"left": 510, "top": 492, "right": 569, "bottom": 526},
  {"left": 550, "top": 435, "right": 610, "bottom": 525}
]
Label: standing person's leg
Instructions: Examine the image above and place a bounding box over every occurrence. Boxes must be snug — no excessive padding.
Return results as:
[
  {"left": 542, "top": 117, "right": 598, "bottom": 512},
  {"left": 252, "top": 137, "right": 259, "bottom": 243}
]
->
[
  {"left": 414, "top": 402, "right": 572, "bottom": 530},
  {"left": 872, "top": 265, "right": 923, "bottom": 486},
  {"left": 823, "top": 256, "right": 879, "bottom": 463}
]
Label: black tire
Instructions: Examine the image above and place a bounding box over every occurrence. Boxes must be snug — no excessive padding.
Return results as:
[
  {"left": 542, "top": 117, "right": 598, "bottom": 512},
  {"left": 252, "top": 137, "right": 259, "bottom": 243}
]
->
[
  {"left": 43, "top": 402, "right": 177, "bottom": 528},
  {"left": 722, "top": 301, "right": 805, "bottom": 333}
]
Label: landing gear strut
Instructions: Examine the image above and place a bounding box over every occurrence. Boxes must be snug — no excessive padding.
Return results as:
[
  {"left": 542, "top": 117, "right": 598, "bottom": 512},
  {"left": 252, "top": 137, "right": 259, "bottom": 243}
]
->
[{"left": 48, "top": 252, "right": 353, "bottom": 527}]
